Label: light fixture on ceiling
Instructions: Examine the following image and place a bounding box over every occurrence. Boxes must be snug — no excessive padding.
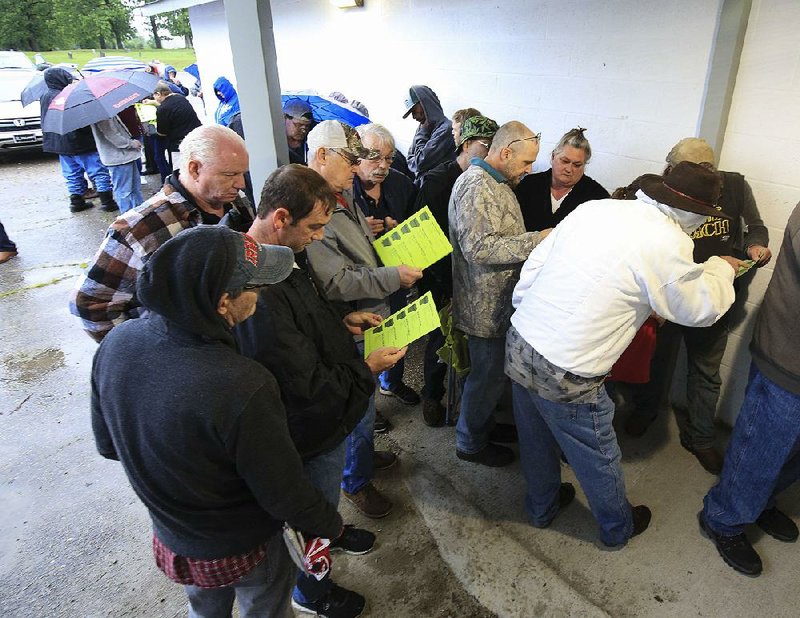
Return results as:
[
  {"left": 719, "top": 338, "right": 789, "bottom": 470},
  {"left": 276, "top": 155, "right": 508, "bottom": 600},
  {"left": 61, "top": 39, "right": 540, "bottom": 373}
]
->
[{"left": 330, "top": 0, "right": 364, "bottom": 7}]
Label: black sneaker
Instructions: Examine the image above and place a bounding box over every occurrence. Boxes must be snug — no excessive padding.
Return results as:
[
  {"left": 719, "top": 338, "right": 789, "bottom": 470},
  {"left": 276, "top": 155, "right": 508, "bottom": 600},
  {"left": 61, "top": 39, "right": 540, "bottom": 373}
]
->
[
  {"left": 330, "top": 525, "right": 375, "bottom": 555},
  {"left": 488, "top": 422, "right": 518, "bottom": 443},
  {"left": 292, "top": 582, "right": 366, "bottom": 618},
  {"left": 456, "top": 443, "right": 515, "bottom": 467},
  {"left": 631, "top": 505, "right": 652, "bottom": 538},
  {"left": 379, "top": 382, "right": 420, "bottom": 405},
  {"left": 373, "top": 411, "right": 392, "bottom": 434},
  {"left": 756, "top": 507, "right": 799, "bottom": 542},
  {"left": 698, "top": 511, "right": 762, "bottom": 576},
  {"left": 373, "top": 450, "right": 398, "bottom": 471}
]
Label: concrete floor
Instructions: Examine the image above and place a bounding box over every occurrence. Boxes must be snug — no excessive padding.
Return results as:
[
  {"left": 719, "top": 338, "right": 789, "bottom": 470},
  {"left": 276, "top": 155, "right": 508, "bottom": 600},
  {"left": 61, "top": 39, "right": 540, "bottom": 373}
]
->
[{"left": 1, "top": 150, "right": 798, "bottom": 617}]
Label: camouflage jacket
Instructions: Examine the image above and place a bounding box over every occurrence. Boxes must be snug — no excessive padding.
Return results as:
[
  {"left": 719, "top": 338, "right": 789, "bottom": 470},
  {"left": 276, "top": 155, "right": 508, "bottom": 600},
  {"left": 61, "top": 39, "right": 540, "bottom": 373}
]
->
[{"left": 448, "top": 162, "right": 544, "bottom": 338}]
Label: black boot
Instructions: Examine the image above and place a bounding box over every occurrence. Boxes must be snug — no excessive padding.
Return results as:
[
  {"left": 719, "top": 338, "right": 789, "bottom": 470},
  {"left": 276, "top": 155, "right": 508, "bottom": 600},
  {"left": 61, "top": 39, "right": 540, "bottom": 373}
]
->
[
  {"left": 69, "top": 194, "right": 91, "bottom": 213},
  {"left": 98, "top": 190, "right": 119, "bottom": 212}
]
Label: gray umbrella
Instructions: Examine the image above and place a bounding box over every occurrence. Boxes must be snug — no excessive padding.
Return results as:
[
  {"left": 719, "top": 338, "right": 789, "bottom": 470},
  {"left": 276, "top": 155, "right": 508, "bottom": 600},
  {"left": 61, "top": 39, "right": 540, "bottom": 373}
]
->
[{"left": 20, "top": 65, "right": 80, "bottom": 107}]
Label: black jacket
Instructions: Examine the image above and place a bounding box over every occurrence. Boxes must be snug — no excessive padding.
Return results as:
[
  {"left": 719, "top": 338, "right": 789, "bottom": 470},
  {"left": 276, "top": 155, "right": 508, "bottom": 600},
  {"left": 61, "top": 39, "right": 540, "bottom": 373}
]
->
[
  {"left": 353, "top": 168, "right": 417, "bottom": 224},
  {"left": 156, "top": 93, "right": 201, "bottom": 151},
  {"left": 515, "top": 170, "right": 609, "bottom": 232},
  {"left": 40, "top": 67, "right": 97, "bottom": 155},
  {"left": 91, "top": 227, "right": 341, "bottom": 559},
  {"left": 236, "top": 255, "right": 374, "bottom": 460}
]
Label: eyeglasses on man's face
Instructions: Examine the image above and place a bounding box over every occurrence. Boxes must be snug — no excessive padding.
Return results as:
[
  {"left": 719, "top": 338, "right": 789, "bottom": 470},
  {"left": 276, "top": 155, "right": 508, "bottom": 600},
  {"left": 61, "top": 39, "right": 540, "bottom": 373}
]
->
[{"left": 329, "top": 148, "right": 360, "bottom": 166}]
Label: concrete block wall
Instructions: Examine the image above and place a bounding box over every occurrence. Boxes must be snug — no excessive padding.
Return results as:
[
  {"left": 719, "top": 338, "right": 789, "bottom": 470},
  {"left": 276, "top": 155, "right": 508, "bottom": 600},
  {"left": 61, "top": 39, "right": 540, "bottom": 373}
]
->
[
  {"left": 714, "top": 0, "right": 800, "bottom": 422},
  {"left": 270, "top": 0, "right": 722, "bottom": 190}
]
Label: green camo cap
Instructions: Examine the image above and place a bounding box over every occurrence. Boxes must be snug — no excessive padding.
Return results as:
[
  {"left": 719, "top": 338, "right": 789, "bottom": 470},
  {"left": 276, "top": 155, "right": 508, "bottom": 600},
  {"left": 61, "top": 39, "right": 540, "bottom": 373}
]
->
[{"left": 458, "top": 115, "right": 499, "bottom": 149}]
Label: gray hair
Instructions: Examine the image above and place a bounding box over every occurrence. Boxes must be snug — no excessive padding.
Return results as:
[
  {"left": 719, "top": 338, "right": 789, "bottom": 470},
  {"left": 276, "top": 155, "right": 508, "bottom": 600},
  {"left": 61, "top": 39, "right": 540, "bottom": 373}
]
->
[
  {"left": 179, "top": 125, "right": 246, "bottom": 175},
  {"left": 552, "top": 127, "right": 592, "bottom": 162},
  {"left": 356, "top": 123, "right": 395, "bottom": 152}
]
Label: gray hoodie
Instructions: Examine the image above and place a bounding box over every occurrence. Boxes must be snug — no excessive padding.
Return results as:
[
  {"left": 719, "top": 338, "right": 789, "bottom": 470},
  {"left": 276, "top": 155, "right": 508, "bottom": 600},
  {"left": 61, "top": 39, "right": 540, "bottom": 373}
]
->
[
  {"left": 406, "top": 85, "right": 456, "bottom": 178},
  {"left": 91, "top": 115, "right": 141, "bottom": 167}
]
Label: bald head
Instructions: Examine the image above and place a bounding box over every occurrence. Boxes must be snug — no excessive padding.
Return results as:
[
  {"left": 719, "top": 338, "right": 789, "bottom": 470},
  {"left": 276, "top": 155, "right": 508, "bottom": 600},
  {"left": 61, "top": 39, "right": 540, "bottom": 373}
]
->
[{"left": 486, "top": 121, "right": 540, "bottom": 187}]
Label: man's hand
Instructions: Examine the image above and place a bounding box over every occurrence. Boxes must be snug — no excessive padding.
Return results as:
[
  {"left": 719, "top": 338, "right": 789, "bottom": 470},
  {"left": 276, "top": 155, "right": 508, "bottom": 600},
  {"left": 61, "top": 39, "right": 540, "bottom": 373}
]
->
[
  {"left": 747, "top": 244, "right": 772, "bottom": 266},
  {"left": 365, "top": 346, "right": 408, "bottom": 374},
  {"left": 385, "top": 216, "right": 399, "bottom": 230},
  {"left": 131, "top": 139, "right": 142, "bottom": 150},
  {"left": 719, "top": 255, "right": 746, "bottom": 273},
  {"left": 538, "top": 228, "right": 553, "bottom": 241},
  {"left": 397, "top": 265, "right": 423, "bottom": 288},
  {"left": 366, "top": 216, "right": 385, "bottom": 236},
  {"left": 343, "top": 311, "right": 382, "bottom": 336}
]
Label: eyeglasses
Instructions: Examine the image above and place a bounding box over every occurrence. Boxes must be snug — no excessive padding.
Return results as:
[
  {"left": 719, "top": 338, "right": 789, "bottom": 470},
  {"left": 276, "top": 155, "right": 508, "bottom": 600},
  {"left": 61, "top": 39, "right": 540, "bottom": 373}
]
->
[
  {"left": 505, "top": 133, "right": 542, "bottom": 149},
  {"left": 329, "top": 148, "right": 360, "bottom": 166},
  {"left": 476, "top": 141, "right": 491, "bottom": 150}
]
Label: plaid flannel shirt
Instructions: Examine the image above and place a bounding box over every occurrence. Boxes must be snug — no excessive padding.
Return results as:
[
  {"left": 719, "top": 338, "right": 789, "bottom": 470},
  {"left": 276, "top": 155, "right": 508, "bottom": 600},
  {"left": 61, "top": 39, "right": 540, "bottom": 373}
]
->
[
  {"left": 69, "top": 181, "right": 252, "bottom": 342},
  {"left": 152, "top": 534, "right": 269, "bottom": 589}
]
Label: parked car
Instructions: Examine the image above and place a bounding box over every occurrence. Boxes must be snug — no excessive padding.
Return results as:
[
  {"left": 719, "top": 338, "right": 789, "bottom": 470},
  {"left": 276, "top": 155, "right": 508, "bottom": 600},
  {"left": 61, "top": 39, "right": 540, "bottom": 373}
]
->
[{"left": 0, "top": 51, "right": 43, "bottom": 151}]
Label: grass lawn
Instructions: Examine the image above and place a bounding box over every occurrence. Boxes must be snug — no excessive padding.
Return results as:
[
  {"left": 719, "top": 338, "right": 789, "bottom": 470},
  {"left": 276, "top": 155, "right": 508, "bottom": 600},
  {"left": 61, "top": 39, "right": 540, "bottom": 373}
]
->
[{"left": 25, "top": 49, "right": 197, "bottom": 72}]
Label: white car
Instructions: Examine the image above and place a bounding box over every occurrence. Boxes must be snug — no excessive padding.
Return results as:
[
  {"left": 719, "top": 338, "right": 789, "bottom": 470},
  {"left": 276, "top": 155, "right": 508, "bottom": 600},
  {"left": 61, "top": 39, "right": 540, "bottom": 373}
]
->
[{"left": 0, "top": 51, "right": 43, "bottom": 150}]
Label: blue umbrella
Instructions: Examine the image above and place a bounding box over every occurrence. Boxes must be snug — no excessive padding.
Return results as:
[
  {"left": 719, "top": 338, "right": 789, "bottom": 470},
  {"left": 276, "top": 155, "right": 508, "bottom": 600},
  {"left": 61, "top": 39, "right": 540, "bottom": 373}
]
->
[
  {"left": 281, "top": 92, "right": 370, "bottom": 127},
  {"left": 82, "top": 56, "right": 150, "bottom": 74}
]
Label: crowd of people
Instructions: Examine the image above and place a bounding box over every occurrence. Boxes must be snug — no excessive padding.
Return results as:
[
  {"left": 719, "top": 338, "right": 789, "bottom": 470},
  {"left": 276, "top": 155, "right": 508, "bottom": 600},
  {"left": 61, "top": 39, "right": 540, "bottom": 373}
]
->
[{"left": 55, "top": 80, "right": 799, "bottom": 616}]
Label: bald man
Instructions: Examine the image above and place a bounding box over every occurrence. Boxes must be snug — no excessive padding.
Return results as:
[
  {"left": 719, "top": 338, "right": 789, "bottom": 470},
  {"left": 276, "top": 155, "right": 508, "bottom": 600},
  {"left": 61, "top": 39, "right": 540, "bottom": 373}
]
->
[{"left": 449, "top": 121, "right": 551, "bottom": 467}]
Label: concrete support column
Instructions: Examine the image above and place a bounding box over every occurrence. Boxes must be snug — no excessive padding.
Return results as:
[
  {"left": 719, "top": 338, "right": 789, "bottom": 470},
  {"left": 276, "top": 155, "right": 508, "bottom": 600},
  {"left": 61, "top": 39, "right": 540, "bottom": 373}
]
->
[{"left": 223, "top": 0, "right": 288, "bottom": 199}]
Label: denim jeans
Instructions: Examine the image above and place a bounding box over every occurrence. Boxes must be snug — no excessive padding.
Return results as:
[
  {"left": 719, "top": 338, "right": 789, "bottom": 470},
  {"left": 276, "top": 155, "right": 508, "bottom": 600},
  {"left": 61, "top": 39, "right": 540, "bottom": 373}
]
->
[
  {"left": 343, "top": 341, "right": 375, "bottom": 494},
  {"left": 184, "top": 533, "right": 294, "bottom": 618},
  {"left": 512, "top": 382, "right": 633, "bottom": 546},
  {"left": 630, "top": 318, "right": 729, "bottom": 449},
  {"left": 294, "top": 441, "right": 346, "bottom": 604},
  {"left": 703, "top": 364, "right": 800, "bottom": 536},
  {"left": 378, "top": 289, "right": 407, "bottom": 391},
  {"left": 59, "top": 152, "right": 111, "bottom": 194},
  {"left": 456, "top": 336, "right": 506, "bottom": 453},
  {"left": 108, "top": 161, "right": 144, "bottom": 213}
]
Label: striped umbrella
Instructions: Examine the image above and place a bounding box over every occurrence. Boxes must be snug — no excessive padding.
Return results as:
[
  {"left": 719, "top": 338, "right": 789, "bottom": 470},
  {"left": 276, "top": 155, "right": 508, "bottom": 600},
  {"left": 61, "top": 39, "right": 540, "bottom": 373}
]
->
[
  {"left": 41, "top": 70, "right": 160, "bottom": 134},
  {"left": 81, "top": 56, "right": 150, "bottom": 74}
]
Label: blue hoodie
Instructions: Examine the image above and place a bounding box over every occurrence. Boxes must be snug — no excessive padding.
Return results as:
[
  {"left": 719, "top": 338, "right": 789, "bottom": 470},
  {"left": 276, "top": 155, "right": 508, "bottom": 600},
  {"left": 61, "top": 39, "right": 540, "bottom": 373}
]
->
[
  {"left": 164, "top": 65, "right": 189, "bottom": 96},
  {"left": 213, "top": 76, "right": 240, "bottom": 127}
]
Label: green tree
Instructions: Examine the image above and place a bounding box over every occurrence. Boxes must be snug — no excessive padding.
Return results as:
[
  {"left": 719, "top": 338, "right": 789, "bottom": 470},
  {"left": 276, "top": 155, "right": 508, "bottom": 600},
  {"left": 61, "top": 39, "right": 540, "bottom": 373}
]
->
[
  {"left": 0, "top": 0, "right": 59, "bottom": 50},
  {"left": 158, "top": 9, "right": 193, "bottom": 48}
]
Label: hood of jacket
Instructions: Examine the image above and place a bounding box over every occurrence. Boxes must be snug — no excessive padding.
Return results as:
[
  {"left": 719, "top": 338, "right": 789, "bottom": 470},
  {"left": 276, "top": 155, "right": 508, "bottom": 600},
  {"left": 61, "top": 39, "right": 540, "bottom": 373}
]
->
[
  {"left": 43, "top": 66, "right": 73, "bottom": 91},
  {"left": 213, "top": 76, "right": 237, "bottom": 102},
  {"left": 164, "top": 65, "right": 177, "bottom": 77},
  {"left": 409, "top": 85, "right": 446, "bottom": 128},
  {"left": 137, "top": 225, "right": 239, "bottom": 347}
]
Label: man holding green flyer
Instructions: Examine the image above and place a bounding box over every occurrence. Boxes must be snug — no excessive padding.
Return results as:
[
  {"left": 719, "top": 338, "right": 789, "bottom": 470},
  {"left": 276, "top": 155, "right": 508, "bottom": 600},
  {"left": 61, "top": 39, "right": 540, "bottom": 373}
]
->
[
  {"left": 621, "top": 138, "right": 772, "bottom": 476},
  {"left": 304, "top": 120, "right": 423, "bottom": 519}
]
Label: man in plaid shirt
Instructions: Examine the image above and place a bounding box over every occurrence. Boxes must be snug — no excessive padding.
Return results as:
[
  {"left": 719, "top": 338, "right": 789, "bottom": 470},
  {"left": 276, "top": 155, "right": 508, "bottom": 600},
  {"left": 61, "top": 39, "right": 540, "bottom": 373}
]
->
[{"left": 69, "top": 124, "right": 255, "bottom": 342}]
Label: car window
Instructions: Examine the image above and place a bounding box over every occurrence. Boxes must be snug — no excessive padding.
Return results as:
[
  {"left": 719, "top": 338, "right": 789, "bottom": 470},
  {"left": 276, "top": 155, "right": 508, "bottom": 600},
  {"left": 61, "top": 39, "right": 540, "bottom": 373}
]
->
[{"left": 0, "top": 52, "right": 36, "bottom": 70}]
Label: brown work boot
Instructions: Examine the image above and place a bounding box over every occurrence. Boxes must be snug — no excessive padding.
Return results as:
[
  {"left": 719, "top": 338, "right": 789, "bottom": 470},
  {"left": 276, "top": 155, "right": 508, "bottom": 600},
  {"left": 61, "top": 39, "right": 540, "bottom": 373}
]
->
[
  {"left": 343, "top": 482, "right": 392, "bottom": 519},
  {"left": 0, "top": 250, "right": 17, "bottom": 264}
]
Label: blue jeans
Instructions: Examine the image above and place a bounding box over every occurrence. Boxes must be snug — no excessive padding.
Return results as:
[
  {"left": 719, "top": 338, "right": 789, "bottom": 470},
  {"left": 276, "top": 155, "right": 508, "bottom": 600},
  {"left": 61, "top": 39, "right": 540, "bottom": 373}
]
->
[
  {"left": 378, "top": 289, "right": 407, "bottom": 391},
  {"left": 294, "top": 441, "right": 346, "bottom": 604},
  {"left": 456, "top": 336, "right": 506, "bottom": 453},
  {"left": 703, "top": 364, "right": 800, "bottom": 536},
  {"left": 512, "top": 382, "right": 633, "bottom": 546},
  {"left": 184, "top": 533, "right": 294, "bottom": 618},
  {"left": 108, "top": 161, "right": 144, "bottom": 213},
  {"left": 59, "top": 152, "right": 111, "bottom": 194},
  {"left": 343, "top": 341, "right": 375, "bottom": 494}
]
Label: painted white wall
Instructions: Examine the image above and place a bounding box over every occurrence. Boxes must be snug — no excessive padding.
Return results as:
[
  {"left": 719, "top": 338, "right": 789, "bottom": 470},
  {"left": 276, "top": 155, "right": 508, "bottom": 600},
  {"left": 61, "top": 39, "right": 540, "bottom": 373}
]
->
[
  {"left": 712, "top": 0, "right": 800, "bottom": 422},
  {"left": 269, "top": 0, "right": 722, "bottom": 190},
  {"left": 188, "top": 2, "right": 237, "bottom": 121}
]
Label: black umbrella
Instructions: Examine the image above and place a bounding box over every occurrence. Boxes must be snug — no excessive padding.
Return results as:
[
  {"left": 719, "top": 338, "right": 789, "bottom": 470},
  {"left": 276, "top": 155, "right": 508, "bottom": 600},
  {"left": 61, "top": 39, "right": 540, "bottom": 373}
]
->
[{"left": 41, "top": 70, "right": 160, "bottom": 134}]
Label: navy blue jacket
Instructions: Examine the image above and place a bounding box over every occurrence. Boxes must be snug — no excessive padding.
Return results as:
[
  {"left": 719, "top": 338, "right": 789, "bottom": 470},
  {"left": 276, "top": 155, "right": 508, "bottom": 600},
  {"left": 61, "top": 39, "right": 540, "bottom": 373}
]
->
[{"left": 40, "top": 67, "right": 97, "bottom": 155}]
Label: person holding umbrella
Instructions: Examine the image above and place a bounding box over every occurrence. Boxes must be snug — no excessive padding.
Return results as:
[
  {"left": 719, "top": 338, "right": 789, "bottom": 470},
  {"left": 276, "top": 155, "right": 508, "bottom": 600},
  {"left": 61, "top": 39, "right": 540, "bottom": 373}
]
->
[
  {"left": 90, "top": 112, "right": 143, "bottom": 214},
  {"left": 40, "top": 67, "right": 116, "bottom": 213}
]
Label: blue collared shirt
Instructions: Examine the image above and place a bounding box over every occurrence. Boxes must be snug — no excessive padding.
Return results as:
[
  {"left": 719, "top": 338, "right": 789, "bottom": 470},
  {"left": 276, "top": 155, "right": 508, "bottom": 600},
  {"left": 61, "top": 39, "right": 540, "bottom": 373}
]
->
[{"left": 470, "top": 157, "right": 507, "bottom": 184}]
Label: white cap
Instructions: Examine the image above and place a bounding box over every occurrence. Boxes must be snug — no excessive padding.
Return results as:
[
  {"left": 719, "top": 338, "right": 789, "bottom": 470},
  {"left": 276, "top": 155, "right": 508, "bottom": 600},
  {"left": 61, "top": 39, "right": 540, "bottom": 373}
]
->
[{"left": 306, "top": 120, "right": 371, "bottom": 160}]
